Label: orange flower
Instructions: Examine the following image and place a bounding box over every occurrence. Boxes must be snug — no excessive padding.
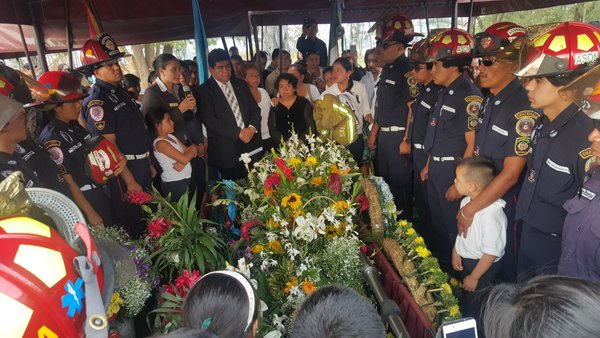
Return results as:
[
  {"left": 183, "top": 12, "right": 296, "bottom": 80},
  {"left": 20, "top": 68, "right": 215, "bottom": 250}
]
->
[
  {"left": 284, "top": 277, "right": 298, "bottom": 294},
  {"left": 310, "top": 177, "right": 324, "bottom": 185},
  {"left": 302, "top": 280, "right": 317, "bottom": 294},
  {"left": 330, "top": 165, "right": 350, "bottom": 175},
  {"left": 268, "top": 218, "right": 280, "bottom": 229},
  {"left": 268, "top": 240, "right": 284, "bottom": 254}
]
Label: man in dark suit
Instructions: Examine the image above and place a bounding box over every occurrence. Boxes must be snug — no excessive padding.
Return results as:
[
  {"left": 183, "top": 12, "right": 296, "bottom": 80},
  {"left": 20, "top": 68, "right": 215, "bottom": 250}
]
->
[{"left": 198, "top": 48, "right": 263, "bottom": 180}]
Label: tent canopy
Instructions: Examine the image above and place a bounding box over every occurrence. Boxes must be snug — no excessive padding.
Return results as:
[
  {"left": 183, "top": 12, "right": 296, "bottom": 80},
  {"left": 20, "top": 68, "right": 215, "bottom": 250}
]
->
[{"left": 0, "top": 0, "right": 583, "bottom": 58}]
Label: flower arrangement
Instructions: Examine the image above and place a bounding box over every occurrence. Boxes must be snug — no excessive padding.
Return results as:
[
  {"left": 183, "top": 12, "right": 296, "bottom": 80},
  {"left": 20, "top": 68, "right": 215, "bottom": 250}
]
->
[
  {"left": 382, "top": 220, "right": 462, "bottom": 327},
  {"left": 141, "top": 190, "right": 230, "bottom": 280},
  {"left": 223, "top": 133, "right": 369, "bottom": 336},
  {"left": 89, "top": 226, "right": 156, "bottom": 334}
]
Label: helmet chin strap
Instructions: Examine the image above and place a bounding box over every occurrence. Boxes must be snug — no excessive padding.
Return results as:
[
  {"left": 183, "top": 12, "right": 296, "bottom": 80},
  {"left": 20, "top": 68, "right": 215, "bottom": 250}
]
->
[{"left": 74, "top": 222, "right": 108, "bottom": 338}]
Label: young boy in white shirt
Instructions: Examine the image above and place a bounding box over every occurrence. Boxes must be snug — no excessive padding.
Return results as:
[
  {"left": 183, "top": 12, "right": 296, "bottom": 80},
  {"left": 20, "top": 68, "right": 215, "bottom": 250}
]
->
[{"left": 452, "top": 156, "right": 506, "bottom": 322}]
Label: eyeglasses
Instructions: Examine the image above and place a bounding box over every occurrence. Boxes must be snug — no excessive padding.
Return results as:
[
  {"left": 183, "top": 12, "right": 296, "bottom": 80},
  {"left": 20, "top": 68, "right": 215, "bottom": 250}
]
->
[
  {"left": 413, "top": 65, "right": 428, "bottom": 72},
  {"left": 479, "top": 59, "right": 501, "bottom": 67},
  {"left": 213, "top": 63, "right": 231, "bottom": 71},
  {"left": 594, "top": 119, "right": 600, "bottom": 131}
]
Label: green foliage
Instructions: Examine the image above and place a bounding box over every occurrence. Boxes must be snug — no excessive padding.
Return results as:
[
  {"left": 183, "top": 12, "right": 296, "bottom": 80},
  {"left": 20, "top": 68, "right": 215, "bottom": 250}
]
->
[{"left": 145, "top": 189, "right": 230, "bottom": 280}]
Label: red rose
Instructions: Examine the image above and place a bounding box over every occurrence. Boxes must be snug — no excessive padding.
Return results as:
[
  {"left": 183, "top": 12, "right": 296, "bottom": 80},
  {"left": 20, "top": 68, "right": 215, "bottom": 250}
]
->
[{"left": 360, "top": 245, "right": 369, "bottom": 254}]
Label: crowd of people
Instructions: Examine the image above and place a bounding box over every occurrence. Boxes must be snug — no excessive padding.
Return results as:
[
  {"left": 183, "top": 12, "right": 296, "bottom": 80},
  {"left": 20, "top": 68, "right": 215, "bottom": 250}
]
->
[{"left": 1, "top": 12, "right": 600, "bottom": 338}]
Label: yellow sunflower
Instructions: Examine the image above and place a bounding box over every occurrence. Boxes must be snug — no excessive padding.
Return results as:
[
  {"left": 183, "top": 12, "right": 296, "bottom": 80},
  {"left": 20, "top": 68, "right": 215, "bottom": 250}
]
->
[{"left": 281, "top": 193, "right": 302, "bottom": 209}]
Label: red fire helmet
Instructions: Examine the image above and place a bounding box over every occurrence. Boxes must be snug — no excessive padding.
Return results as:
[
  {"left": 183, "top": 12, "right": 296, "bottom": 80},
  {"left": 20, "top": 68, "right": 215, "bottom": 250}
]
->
[
  {"left": 409, "top": 38, "right": 430, "bottom": 64},
  {"left": 77, "top": 33, "right": 128, "bottom": 74},
  {"left": 516, "top": 21, "right": 600, "bottom": 78},
  {"left": 0, "top": 216, "right": 105, "bottom": 337},
  {"left": 474, "top": 22, "right": 527, "bottom": 57},
  {"left": 378, "top": 14, "right": 417, "bottom": 44},
  {"left": 83, "top": 136, "right": 122, "bottom": 185},
  {"left": 25, "top": 71, "right": 87, "bottom": 110},
  {"left": 426, "top": 29, "right": 475, "bottom": 62}
]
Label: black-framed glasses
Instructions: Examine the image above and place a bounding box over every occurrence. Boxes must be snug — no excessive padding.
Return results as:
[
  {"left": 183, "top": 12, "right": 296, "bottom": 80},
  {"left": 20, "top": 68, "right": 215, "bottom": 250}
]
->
[
  {"left": 479, "top": 59, "right": 500, "bottom": 67},
  {"left": 413, "top": 65, "right": 428, "bottom": 72}
]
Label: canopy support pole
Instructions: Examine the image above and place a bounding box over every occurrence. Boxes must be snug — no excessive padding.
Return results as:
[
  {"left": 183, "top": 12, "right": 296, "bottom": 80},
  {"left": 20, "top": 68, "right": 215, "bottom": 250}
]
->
[
  {"left": 247, "top": 36, "right": 253, "bottom": 60},
  {"left": 64, "top": 0, "right": 74, "bottom": 69},
  {"left": 451, "top": 0, "right": 459, "bottom": 29},
  {"left": 28, "top": 1, "right": 49, "bottom": 73},
  {"left": 423, "top": 1, "right": 430, "bottom": 35},
  {"left": 278, "top": 24, "right": 283, "bottom": 54},
  {"left": 252, "top": 18, "right": 260, "bottom": 58},
  {"left": 467, "top": 0, "right": 475, "bottom": 34},
  {"left": 12, "top": 0, "right": 35, "bottom": 77},
  {"left": 221, "top": 36, "right": 228, "bottom": 52}
]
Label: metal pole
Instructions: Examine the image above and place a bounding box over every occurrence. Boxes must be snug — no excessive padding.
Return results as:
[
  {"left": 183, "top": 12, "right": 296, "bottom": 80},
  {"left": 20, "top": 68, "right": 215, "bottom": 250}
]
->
[
  {"left": 28, "top": 1, "right": 49, "bottom": 72},
  {"left": 451, "top": 0, "right": 459, "bottom": 29},
  {"left": 423, "top": 2, "right": 430, "bottom": 35},
  {"left": 12, "top": 0, "right": 35, "bottom": 77},
  {"left": 467, "top": 0, "right": 475, "bottom": 34},
  {"left": 221, "top": 36, "right": 228, "bottom": 52},
  {"left": 252, "top": 19, "right": 260, "bottom": 56},
  {"left": 361, "top": 254, "right": 412, "bottom": 338},
  {"left": 278, "top": 24, "right": 285, "bottom": 69},
  {"left": 247, "top": 36, "right": 253, "bottom": 60},
  {"left": 64, "top": 0, "right": 74, "bottom": 69}
]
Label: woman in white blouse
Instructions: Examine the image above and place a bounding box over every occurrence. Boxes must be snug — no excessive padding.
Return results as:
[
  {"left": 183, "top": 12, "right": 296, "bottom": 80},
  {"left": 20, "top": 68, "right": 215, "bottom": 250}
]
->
[
  {"left": 243, "top": 63, "right": 274, "bottom": 151},
  {"left": 287, "top": 63, "right": 321, "bottom": 103}
]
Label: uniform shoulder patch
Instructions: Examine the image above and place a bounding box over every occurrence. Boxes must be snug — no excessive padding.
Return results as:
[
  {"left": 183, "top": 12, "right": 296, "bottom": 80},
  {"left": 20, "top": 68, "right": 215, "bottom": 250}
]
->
[
  {"left": 579, "top": 147, "right": 593, "bottom": 160},
  {"left": 46, "top": 146, "right": 64, "bottom": 166},
  {"left": 43, "top": 140, "right": 61, "bottom": 149},
  {"left": 514, "top": 110, "right": 539, "bottom": 137},
  {"left": 405, "top": 71, "right": 419, "bottom": 98},
  {"left": 514, "top": 136, "right": 531, "bottom": 156},
  {"left": 87, "top": 99, "right": 105, "bottom": 122},
  {"left": 514, "top": 110, "right": 540, "bottom": 120},
  {"left": 465, "top": 95, "right": 482, "bottom": 116}
]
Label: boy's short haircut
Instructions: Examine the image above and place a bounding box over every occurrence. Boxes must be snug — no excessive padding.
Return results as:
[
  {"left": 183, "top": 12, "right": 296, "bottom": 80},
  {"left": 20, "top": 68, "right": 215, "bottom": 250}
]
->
[
  {"left": 456, "top": 156, "right": 497, "bottom": 189},
  {"left": 291, "top": 286, "right": 386, "bottom": 338}
]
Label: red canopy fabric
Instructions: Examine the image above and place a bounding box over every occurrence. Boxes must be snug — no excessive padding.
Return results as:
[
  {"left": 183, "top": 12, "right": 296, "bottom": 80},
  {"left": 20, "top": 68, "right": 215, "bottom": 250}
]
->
[{"left": 0, "top": 0, "right": 585, "bottom": 58}]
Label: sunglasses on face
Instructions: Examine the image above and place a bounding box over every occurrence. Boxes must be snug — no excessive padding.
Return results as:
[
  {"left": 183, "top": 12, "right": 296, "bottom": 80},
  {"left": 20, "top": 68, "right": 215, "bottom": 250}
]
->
[
  {"left": 594, "top": 119, "right": 600, "bottom": 131},
  {"left": 413, "top": 65, "right": 428, "bottom": 72},
  {"left": 479, "top": 59, "right": 500, "bottom": 67}
]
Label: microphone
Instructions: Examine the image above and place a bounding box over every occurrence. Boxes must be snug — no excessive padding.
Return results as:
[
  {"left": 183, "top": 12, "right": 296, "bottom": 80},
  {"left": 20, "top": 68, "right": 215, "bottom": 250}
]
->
[{"left": 182, "top": 85, "right": 197, "bottom": 112}]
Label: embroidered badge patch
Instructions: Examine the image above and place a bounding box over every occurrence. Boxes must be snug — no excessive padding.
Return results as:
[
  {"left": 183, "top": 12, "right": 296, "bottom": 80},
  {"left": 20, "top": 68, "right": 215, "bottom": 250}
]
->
[
  {"left": 515, "top": 136, "right": 530, "bottom": 156},
  {"left": 514, "top": 110, "right": 539, "bottom": 137},
  {"left": 465, "top": 95, "right": 483, "bottom": 116},
  {"left": 95, "top": 121, "right": 105, "bottom": 131},
  {"left": 405, "top": 71, "right": 418, "bottom": 98}
]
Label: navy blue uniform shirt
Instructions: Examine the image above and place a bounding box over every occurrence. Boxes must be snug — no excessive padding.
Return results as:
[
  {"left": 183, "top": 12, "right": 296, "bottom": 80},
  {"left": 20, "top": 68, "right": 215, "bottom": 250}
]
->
[
  {"left": 516, "top": 104, "right": 594, "bottom": 235},
  {"left": 38, "top": 118, "right": 93, "bottom": 188},
  {"left": 374, "top": 55, "right": 415, "bottom": 128},
  {"left": 409, "top": 81, "right": 443, "bottom": 145},
  {"left": 423, "top": 75, "right": 483, "bottom": 156},
  {"left": 558, "top": 166, "right": 600, "bottom": 280},
  {"left": 82, "top": 79, "right": 151, "bottom": 156},
  {"left": 474, "top": 78, "right": 541, "bottom": 172}
]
